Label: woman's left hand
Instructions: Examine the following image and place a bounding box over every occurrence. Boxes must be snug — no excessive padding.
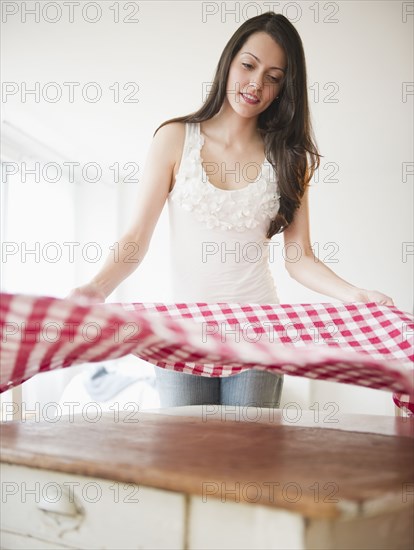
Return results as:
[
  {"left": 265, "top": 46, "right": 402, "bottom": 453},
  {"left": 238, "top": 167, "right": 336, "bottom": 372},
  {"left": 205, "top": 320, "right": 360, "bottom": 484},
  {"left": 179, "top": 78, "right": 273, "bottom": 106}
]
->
[{"left": 354, "top": 288, "right": 395, "bottom": 306}]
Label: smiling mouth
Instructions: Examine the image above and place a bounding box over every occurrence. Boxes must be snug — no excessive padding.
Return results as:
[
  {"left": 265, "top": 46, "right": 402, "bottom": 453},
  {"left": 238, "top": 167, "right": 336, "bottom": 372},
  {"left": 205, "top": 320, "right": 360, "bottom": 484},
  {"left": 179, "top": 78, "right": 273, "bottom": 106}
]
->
[{"left": 240, "top": 93, "right": 260, "bottom": 104}]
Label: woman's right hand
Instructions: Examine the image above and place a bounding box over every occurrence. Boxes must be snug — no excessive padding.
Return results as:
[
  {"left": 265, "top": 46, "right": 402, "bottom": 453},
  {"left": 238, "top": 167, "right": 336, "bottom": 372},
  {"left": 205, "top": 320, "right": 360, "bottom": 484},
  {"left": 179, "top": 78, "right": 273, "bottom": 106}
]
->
[{"left": 66, "top": 282, "right": 106, "bottom": 304}]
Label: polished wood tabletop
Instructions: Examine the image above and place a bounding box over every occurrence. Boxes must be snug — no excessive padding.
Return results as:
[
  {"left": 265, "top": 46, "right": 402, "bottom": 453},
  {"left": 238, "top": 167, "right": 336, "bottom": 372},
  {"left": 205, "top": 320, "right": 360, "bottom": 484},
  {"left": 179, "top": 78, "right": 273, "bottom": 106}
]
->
[{"left": 1, "top": 409, "right": 413, "bottom": 519}]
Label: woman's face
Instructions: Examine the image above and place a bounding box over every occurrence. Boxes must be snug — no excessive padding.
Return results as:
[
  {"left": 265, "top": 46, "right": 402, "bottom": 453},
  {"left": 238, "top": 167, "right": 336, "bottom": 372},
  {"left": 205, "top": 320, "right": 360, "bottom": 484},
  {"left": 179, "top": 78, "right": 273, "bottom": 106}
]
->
[{"left": 226, "top": 31, "right": 286, "bottom": 117}]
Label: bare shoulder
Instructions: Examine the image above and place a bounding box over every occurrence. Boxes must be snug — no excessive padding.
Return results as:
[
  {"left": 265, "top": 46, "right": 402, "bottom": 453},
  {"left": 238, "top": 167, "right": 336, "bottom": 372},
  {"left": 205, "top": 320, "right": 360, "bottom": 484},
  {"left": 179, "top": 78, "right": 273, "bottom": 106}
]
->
[
  {"left": 153, "top": 121, "right": 186, "bottom": 167},
  {"left": 154, "top": 120, "right": 185, "bottom": 140},
  {"left": 146, "top": 121, "right": 186, "bottom": 193}
]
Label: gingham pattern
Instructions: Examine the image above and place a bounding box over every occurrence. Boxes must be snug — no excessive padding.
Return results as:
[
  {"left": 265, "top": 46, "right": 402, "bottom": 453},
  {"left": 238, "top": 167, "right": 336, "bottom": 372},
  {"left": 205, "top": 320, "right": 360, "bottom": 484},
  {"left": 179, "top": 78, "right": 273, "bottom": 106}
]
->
[
  {"left": 392, "top": 392, "right": 414, "bottom": 415},
  {"left": 1, "top": 293, "right": 413, "bottom": 413}
]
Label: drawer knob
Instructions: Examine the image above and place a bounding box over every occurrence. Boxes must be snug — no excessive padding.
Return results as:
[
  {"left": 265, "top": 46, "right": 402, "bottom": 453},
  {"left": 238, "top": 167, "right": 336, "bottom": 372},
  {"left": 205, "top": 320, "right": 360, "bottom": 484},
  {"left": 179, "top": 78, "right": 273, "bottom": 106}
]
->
[{"left": 37, "top": 485, "right": 83, "bottom": 518}]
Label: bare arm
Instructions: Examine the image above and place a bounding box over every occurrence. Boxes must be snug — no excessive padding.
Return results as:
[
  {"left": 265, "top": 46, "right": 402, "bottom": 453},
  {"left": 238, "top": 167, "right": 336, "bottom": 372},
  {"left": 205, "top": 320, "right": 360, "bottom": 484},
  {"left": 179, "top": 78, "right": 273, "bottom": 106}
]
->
[
  {"left": 68, "top": 122, "right": 180, "bottom": 301},
  {"left": 282, "top": 185, "right": 394, "bottom": 305}
]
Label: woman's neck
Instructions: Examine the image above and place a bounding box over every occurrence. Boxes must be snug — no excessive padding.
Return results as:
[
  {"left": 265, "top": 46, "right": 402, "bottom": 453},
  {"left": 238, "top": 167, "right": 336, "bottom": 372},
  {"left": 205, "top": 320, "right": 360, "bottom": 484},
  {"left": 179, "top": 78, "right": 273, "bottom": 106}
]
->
[{"left": 202, "top": 102, "right": 262, "bottom": 148}]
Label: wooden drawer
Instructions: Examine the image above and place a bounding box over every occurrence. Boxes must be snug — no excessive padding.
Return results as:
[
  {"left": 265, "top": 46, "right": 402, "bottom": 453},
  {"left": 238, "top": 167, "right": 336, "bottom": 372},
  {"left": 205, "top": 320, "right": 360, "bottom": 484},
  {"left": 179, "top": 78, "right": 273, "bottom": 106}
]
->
[{"left": 1, "top": 463, "right": 185, "bottom": 549}]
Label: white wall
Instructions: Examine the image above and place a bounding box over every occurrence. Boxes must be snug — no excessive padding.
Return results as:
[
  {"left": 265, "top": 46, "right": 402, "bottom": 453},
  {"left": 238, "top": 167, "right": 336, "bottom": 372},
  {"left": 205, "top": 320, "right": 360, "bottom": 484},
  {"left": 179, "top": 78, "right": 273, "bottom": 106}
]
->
[{"left": 1, "top": 1, "right": 412, "bottom": 414}]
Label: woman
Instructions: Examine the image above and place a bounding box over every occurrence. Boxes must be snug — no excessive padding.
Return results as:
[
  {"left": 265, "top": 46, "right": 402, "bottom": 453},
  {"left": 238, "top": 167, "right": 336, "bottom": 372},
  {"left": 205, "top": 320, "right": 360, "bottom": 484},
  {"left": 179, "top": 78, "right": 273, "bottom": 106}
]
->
[{"left": 68, "top": 12, "right": 394, "bottom": 408}]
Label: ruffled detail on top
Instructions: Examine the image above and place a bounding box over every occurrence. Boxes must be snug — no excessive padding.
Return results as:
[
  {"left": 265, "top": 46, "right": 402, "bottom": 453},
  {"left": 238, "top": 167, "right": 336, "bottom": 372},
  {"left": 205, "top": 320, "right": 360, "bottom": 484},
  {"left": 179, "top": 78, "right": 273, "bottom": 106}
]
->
[{"left": 169, "top": 123, "right": 281, "bottom": 232}]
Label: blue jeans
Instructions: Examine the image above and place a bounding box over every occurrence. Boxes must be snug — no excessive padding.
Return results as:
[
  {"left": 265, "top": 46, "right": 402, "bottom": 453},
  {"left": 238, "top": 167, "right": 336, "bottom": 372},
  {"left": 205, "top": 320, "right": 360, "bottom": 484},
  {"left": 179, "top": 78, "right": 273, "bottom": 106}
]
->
[{"left": 154, "top": 367, "right": 284, "bottom": 408}]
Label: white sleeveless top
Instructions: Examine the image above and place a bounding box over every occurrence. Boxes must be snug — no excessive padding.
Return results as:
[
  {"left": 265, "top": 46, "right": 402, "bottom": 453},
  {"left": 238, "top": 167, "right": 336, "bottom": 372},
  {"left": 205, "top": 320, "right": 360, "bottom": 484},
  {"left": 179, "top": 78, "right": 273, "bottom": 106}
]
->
[{"left": 167, "top": 122, "right": 281, "bottom": 304}]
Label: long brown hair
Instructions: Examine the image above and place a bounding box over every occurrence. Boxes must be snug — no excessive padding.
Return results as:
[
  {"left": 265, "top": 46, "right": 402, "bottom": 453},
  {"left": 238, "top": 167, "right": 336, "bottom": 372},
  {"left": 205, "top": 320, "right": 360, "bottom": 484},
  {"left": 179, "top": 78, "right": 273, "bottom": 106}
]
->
[{"left": 154, "top": 12, "right": 321, "bottom": 238}]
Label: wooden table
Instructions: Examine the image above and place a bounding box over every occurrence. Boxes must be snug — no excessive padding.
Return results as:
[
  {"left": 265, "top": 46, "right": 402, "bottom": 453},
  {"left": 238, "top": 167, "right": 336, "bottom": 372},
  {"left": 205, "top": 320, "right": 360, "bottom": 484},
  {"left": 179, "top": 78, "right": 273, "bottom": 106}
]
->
[{"left": 1, "top": 406, "right": 413, "bottom": 549}]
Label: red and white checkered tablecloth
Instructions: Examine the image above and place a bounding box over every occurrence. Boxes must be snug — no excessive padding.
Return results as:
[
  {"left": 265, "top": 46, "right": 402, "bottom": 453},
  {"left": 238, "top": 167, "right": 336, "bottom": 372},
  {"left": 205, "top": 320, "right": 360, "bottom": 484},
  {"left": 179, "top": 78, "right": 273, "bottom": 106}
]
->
[{"left": 1, "top": 292, "right": 413, "bottom": 414}]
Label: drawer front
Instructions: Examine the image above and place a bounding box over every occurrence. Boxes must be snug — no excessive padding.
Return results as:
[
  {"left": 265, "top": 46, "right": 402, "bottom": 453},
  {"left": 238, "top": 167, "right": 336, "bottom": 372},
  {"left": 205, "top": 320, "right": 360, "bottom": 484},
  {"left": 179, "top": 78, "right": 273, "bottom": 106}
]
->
[
  {"left": 1, "top": 463, "right": 185, "bottom": 549},
  {"left": 188, "top": 495, "right": 305, "bottom": 550}
]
